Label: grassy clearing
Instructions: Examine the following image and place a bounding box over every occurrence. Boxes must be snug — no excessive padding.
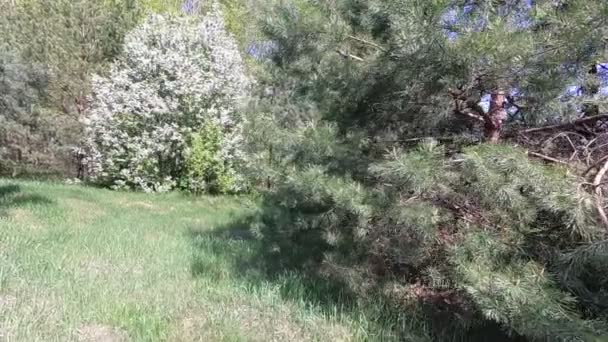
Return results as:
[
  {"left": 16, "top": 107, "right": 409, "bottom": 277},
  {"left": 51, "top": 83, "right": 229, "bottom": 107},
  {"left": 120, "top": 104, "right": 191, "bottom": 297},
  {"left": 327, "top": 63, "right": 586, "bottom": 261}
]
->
[{"left": 0, "top": 179, "right": 397, "bottom": 342}]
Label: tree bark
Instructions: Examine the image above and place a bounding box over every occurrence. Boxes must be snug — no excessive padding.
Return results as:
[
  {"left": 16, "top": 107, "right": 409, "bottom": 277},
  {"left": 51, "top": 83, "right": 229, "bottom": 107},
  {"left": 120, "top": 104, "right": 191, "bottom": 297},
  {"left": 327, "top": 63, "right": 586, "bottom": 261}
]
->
[
  {"left": 449, "top": 88, "right": 508, "bottom": 143},
  {"left": 485, "top": 91, "right": 507, "bottom": 143}
]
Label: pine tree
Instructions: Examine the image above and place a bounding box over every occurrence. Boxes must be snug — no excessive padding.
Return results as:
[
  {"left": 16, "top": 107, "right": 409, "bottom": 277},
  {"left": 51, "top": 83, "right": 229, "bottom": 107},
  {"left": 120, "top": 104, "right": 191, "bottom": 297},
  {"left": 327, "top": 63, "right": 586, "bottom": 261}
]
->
[
  {"left": 0, "top": 0, "right": 142, "bottom": 176},
  {"left": 250, "top": 0, "right": 608, "bottom": 142},
  {"left": 238, "top": 0, "right": 608, "bottom": 339}
]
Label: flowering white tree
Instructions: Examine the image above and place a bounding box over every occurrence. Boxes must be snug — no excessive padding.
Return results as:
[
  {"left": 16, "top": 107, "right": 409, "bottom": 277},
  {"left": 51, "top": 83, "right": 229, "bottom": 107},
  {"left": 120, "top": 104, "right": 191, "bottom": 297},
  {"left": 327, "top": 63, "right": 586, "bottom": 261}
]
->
[{"left": 83, "top": 5, "right": 250, "bottom": 192}]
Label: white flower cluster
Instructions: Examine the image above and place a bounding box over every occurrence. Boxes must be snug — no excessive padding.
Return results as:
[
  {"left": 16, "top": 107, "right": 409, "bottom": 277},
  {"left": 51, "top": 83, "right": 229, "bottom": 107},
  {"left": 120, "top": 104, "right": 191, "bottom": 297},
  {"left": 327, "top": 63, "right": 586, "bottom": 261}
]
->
[{"left": 83, "top": 6, "right": 250, "bottom": 192}]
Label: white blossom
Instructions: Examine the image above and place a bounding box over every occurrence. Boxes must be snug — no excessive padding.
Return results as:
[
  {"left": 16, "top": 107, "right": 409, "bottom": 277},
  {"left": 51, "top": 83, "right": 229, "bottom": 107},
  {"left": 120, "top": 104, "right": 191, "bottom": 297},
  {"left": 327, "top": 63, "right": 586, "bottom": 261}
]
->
[{"left": 83, "top": 7, "right": 250, "bottom": 192}]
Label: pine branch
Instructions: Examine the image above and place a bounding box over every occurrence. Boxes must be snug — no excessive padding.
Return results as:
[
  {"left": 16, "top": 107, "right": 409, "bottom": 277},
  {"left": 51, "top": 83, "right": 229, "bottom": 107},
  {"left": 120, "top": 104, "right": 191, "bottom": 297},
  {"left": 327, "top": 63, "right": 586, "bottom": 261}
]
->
[{"left": 456, "top": 108, "right": 486, "bottom": 122}]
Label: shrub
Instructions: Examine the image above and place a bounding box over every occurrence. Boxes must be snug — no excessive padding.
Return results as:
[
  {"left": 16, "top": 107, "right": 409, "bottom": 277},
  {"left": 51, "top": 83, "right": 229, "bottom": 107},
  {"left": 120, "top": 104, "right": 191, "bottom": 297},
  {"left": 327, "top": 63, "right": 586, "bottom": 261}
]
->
[
  {"left": 183, "top": 122, "right": 241, "bottom": 194},
  {"left": 83, "top": 7, "right": 250, "bottom": 192}
]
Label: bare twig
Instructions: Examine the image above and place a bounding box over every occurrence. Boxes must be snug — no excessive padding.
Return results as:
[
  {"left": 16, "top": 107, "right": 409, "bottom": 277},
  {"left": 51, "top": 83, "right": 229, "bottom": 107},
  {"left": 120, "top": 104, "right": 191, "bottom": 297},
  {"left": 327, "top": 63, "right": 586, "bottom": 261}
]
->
[
  {"left": 584, "top": 155, "right": 608, "bottom": 176},
  {"left": 528, "top": 151, "right": 569, "bottom": 165},
  {"left": 584, "top": 137, "right": 599, "bottom": 166},
  {"left": 592, "top": 142, "right": 608, "bottom": 155},
  {"left": 400, "top": 195, "right": 419, "bottom": 204},
  {"left": 448, "top": 88, "right": 487, "bottom": 123},
  {"left": 346, "top": 35, "right": 387, "bottom": 52},
  {"left": 594, "top": 159, "right": 608, "bottom": 230},
  {"left": 584, "top": 137, "right": 599, "bottom": 150},
  {"left": 457, "top": 108, "right": 486, "bottom": 123},
  {"left": 541, "top": 131, "right": 585, "bottom": 162},
  {"left": 374, "top": 136, "right": 459, "bottom": 144},
  {"left": 336, "top": 49, "right": 364, "bottom": 62},
  {"left": 565, "top": 135, "right": 578, "bottom": 161},
  {"left": 520, "top": 114, "right": 608, "bottom": 134},
  {"left": 581, "top": 181, "right": 608, "bottom": 188}
]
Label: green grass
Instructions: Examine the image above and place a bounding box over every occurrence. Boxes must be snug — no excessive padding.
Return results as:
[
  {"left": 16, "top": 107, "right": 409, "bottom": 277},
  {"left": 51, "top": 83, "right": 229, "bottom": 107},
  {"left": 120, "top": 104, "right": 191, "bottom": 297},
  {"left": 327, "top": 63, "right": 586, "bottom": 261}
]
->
[{"left": 0, "top": 179, "right": 397, "bottom": 342}]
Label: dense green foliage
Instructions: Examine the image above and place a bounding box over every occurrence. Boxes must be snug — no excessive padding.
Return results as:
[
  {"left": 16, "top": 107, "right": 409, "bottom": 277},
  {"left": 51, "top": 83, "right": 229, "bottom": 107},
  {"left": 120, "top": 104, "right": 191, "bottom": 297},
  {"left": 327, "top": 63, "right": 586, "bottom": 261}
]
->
[
  {"left": 0, "top": 51, "right": 51, "bottom": 176},
  {"left": 250, "top": 0, "right": 608, "bottom": 139},
  {"left": 0, "top": 0, "right": 142, "bottom": 176},
  {"left": 185, "top": 123, "right": 239, "bottom": 194},
  {"left": 252, "top": 140, "right": 606, "bottom": 340},
  {"left": 2, "top": 0, "right": 608, "bottom": 340},
  {"left": 236, "top": 0, "right": 608, "bottom": 340}
]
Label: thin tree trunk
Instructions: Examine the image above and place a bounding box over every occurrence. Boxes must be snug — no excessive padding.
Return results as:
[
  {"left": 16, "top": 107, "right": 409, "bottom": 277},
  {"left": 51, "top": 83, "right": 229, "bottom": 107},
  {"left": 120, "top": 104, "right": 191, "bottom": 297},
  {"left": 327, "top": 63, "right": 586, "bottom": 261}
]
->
[{"left": 485, "top": 91, "right": 508, "bottom": 143}]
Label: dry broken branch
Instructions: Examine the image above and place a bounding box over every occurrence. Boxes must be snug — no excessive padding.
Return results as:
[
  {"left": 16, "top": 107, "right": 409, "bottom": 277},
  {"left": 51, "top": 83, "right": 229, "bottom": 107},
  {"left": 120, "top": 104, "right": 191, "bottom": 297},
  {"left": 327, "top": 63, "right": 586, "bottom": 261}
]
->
[
  {"left": 448, "top": 88, "right": 486, "bottom": 123},
  {"left": 336, "top": 49, "right": 364, "bottom": 62},
  {"left": 458, "top": 109, "right": 486, "bottom": 123},
  {"left": 594, "top": 158, "right": 608, "bottom": 230},
  {"left": 346, "top": 35, "right": 387, "bottom": 52},
  {"left": 520, "top": 114, "right": 608, "bottom": 134},
  {"left": 584, "top": 155, "right": 608, "bottom": 176},
  {"left": 528, "top": 151, "right": 569, "bottom": 165}
]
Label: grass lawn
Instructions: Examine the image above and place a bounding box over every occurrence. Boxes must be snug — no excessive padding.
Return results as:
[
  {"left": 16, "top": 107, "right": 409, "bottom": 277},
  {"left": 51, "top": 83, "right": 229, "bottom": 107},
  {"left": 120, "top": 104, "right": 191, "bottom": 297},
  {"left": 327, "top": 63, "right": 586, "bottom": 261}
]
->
[{"left": 0, "top": 179, "right": 398, "bottom": 342}]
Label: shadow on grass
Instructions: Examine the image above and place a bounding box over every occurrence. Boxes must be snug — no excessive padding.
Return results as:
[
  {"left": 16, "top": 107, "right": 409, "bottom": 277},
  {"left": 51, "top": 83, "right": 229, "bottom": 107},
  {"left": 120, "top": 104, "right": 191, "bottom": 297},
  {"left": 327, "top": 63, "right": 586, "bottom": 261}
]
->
[
  {"left": 0, "top": 183, "right": 55, "bottom": 217},
  {"left": 188, "top": 208, "right": 527, "bottom": 342},
  {"left": 187, "top": 214, "right": 368, "bottom": 322}
]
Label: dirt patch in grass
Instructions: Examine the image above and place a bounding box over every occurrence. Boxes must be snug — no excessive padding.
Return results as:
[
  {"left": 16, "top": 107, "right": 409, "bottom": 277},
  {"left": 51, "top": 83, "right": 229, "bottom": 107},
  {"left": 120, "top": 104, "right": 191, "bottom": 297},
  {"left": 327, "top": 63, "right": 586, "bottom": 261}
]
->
[
  {"left": 1, "top": 288, "right": 66, "bottom": 340},
  {"left": 79, "top": 258, "right": 114, "bottom": 277},
  {"left": 169, "top": 301, "right": 354, "bottom": 342},
  {"left": 169, "top": 314, "right": 207, "bottom": 342},
  {"left": 64, "top": 199, "right": 105, "bottom": 224},
  {"left": 125, "top": 201, "right": 155, "bottom": 210},
  {"left": 10, "top": 208, "right": 44, "bottom": 230},
  {"left": 0, "top": 294, "right": 16, "bottom": 311},
  {"left": 143, "top": 231, "right": 165, "bottom": 243},
  {"left": 77, "top": 324, "right": 129, "bottom": 342},
  {"left": 78, "top": 258, "right": 144, "bottom": 278}
]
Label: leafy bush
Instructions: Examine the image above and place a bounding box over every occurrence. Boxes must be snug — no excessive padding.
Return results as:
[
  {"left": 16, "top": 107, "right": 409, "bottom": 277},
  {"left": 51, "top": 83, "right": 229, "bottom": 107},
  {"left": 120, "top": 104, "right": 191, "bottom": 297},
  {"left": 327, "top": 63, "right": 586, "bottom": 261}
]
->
[
  {"left": 83, "top": 7, "right": 250, "bottom": 192},
  {"left": 184, "top": 122, "right": 241, "bottom": 194}
]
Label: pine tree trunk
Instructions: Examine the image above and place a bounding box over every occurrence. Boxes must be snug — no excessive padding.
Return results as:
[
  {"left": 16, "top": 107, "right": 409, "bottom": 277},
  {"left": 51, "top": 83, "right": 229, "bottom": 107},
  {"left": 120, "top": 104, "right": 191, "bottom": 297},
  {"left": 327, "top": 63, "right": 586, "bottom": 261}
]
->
[{"left": 484, "top": 91, "right": 507, "bottom": 143}]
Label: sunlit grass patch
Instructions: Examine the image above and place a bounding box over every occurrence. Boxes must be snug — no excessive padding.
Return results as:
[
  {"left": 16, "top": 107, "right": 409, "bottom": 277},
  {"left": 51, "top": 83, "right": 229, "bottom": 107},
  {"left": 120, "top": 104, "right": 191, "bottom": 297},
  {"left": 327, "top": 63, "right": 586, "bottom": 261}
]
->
[{"left": 0, "top": 179, "right": 392, "bottom": 341}]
